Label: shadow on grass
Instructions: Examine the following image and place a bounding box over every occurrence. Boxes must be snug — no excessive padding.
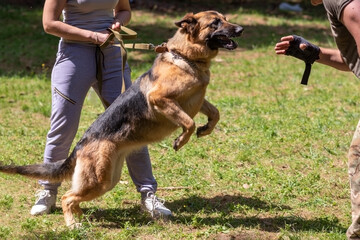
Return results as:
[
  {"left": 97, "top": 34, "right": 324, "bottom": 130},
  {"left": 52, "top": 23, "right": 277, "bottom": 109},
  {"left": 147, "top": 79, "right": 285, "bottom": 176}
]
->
[
  {"left": 168, "top": 194, "right": 291, "bottom": 213},
  {"left": 41, "top": 193, "right": 345, "bottom": 235},
  {"left": 167, "top": 194, "right": 346, "bottom": 233}
]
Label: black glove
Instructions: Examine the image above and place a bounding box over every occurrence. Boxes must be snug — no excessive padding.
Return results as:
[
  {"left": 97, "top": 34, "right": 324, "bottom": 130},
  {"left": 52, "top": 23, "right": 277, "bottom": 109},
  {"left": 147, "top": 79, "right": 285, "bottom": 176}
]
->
[{"left": 285, "top": 35, "right": 320, "bottom": 85}]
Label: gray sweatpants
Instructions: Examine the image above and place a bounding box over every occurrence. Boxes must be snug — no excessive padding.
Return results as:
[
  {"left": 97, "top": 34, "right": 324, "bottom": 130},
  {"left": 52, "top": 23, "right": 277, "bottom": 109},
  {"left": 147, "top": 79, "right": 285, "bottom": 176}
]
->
[{"left": 39, "top": 41, "right": 157, "bottom": 194}]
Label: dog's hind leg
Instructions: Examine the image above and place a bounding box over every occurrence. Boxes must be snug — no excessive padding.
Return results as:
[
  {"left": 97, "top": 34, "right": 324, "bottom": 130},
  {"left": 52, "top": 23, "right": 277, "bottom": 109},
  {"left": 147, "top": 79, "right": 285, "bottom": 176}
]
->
[
  {"left": 61, "top": 190, "right": 85, "bottom": 228},
  {"left": 61, "top": 188, "right": 109, "bottom": 228},
  {"left": 61, "top": 142, "right": 125, "bottom": 228},
  {"left": 61, "top": 182, "right": 111, "bottom": 228}
]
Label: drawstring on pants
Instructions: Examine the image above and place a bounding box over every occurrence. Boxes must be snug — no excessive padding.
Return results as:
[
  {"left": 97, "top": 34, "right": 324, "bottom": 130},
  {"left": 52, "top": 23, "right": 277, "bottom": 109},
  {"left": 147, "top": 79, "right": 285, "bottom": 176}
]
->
[{"left": 95, "top": 45, "right": 110, "bottom": 108}]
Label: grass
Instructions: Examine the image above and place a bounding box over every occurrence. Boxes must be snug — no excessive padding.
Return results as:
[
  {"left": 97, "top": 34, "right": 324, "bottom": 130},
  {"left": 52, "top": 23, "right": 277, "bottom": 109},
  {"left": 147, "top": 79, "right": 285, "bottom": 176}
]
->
[{"left": 0, "top": 2, "right": 358, "bottom": 239}]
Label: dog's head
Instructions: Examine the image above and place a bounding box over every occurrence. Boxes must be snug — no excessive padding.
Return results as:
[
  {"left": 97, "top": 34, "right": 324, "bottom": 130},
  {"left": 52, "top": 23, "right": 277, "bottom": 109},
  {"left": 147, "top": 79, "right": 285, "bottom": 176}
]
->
[{"left": 175, "top": 11, "right": 243, "bottom": 51}]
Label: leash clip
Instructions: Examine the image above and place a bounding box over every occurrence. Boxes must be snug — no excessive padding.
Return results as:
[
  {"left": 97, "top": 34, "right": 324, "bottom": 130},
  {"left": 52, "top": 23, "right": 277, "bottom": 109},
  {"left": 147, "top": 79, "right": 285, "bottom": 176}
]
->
[{"left": 148, "top": 43, "right": 155, "bottom": 50}]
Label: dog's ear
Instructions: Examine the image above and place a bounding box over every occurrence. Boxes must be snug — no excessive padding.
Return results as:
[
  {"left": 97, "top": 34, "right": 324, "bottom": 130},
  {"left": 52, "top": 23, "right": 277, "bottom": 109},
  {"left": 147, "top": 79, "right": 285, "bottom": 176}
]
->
[{"left": 175, "top": 13, "right": 198, "bottom": 33}]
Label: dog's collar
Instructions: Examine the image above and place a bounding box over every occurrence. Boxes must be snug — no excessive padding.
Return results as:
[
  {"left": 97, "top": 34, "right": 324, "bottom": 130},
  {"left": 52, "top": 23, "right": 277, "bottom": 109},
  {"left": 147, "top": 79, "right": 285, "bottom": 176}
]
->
[{"left": 169, "top": 51, "right": 198, "bottom": 70}]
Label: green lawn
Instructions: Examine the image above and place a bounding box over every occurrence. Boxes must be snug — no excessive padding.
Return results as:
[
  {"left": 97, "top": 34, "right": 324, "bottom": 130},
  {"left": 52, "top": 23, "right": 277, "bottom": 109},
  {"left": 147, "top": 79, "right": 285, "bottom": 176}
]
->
[{"left": 0, "top": 3, "right": 358, "bottom": 239}]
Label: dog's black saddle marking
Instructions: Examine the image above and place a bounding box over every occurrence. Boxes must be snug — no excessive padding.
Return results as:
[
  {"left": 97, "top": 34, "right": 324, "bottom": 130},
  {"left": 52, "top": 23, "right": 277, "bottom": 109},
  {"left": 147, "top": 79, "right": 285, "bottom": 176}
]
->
[{"left": 78, "top": 79, "right": 149, "bottom": 145}]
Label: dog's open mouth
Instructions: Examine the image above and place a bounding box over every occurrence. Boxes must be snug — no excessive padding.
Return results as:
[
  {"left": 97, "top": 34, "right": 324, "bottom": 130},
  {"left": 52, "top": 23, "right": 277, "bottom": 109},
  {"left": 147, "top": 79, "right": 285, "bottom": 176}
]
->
[
  {"left": 207, "top": 26, "right": 243, "bottom": 50},
  {"left": 213, "top": 35, "right": 238, "bottom": 50}
]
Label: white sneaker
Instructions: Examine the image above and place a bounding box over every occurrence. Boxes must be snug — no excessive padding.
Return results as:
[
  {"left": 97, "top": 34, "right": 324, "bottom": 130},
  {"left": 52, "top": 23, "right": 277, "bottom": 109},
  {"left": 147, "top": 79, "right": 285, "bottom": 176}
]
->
[
  {"left": 141, "top": 192, "right": 172, "bottom": 218},
  {"left": 30, "top": 190, "right": 56, "bottom": 216}
]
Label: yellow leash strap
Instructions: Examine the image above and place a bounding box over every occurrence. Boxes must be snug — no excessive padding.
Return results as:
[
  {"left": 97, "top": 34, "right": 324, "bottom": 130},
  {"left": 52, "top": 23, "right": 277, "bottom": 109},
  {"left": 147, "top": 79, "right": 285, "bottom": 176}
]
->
[
  {"left": 124, "top": 43, "right": 155, "bottom": 50},
  {"left": 100, "top": 26, "right": 137, "bottom": 48},
  {"left": 102, "top": 27, "right": 166, "bottom": 52},
  {"left": 97, "top": 27, "right": 133, "bottom": 107},
  {"left": 96, "top": 27, "right": 168, "bottom": 107}
]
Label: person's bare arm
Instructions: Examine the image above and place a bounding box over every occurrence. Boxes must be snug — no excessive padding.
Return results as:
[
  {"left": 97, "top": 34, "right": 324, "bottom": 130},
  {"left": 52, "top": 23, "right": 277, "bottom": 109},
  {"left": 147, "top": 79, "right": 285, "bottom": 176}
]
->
[
  {"left": 275, "top": 35, "right": 350, "bottom": 71},
  {"left": 342, "top": 0, "right": 360, "bottom": 56},
  {"left": 317, "top": 47, "right": 350, "bottom": 71},
  {"left": 111, "top": 0, "right": 131, "bottom": 31},
  {"left": 317, "top": 0, "right": 360, "bottom": 71},
  {"left": 42, "top": 0, "right": 108, "bottom": 44}
]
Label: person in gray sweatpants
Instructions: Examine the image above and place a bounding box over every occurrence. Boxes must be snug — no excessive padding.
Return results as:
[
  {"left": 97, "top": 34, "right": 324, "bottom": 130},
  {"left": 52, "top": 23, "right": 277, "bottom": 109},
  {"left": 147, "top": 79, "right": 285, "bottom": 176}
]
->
[{"left": 32, "top": 0, "right": 172, "bottom": 219}]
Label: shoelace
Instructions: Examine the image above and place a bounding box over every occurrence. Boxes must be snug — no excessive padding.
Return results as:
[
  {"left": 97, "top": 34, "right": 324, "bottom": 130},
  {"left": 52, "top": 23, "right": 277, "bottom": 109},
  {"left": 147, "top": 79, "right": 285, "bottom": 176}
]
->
[
  {"left": 146, "top": 192, "right": 166, "bottom": 214},
  {"left": 34, "top": 190, "right": 51, "bottom": 203}
]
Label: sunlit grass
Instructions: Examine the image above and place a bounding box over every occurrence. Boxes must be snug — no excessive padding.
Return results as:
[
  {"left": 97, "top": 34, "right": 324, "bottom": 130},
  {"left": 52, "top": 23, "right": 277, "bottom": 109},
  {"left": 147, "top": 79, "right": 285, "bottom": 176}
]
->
[{"left": 0, "top": 3, "right": 357, "bottom": 239}]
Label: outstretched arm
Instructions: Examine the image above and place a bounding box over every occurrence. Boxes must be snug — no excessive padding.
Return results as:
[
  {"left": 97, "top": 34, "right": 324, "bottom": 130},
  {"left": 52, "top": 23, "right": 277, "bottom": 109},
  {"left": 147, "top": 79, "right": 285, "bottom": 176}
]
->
[
  {"left": 275, "top": 0, "right": 360, "bottom": 73},
  {"left": 274, "top": 35, "right": 350, "bottom": 71},
  {"left": 317, "top": 47, "right": 350, "bottom": 71}
]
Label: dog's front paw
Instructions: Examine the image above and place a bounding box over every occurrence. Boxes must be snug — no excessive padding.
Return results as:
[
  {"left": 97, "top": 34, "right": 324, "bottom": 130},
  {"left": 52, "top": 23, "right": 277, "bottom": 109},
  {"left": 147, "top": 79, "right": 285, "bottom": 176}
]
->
[
  {"left": 196, "top": 124, "right": 210, "bottom": 138},
  {"left": 173, "top": 137, "right": 182, "bottom": 151},
  {"left": 173, "top": 135, "right": 189, "bottom": 151}
]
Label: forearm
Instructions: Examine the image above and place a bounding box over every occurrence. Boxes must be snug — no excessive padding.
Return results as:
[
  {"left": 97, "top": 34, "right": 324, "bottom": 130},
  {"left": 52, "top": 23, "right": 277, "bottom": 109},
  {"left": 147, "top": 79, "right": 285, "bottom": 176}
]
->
[
  {"left": 43, "top": 0, "right": 98, "bottom": 43},
  {"left": 113, "top": 0, "right": 131, "bottom": 27},
  {"left": 43, "top": 20, "right": 97, "bottom": 43},
  {"left": 114, "top": 10, "right": 131, "bottom": 26},
  {"left": 42, "top": 0, "right": 131, "bottom": 44},
  {"left": 317, "top": 47, "right": 350, "bottom": 71}
]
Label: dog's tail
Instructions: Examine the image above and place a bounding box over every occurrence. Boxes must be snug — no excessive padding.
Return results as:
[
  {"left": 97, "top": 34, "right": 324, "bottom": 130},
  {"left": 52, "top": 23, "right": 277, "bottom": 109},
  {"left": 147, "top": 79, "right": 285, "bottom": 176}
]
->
[{"left": 0, "top": 149, "right": 77, "bottom": 182}]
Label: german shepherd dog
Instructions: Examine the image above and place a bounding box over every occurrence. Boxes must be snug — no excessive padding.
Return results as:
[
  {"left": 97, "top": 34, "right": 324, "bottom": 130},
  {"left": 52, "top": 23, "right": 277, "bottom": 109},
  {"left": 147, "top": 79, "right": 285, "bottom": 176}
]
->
[{"left": 0, "top": 11, "right": 243, "bottom": 227}]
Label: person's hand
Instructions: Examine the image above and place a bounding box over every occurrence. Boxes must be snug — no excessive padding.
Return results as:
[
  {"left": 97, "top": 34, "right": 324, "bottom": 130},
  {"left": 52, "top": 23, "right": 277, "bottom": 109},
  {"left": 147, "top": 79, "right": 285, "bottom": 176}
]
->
[
  {"left": 94, "top": 21, "right": 122, "bottom": 45},
  {"left": 275, "top": 35, "right": 306, "bottom": 54},
  {"left": 275, "top": 35, "right": 320, "bottom": 85},
  {"left": 111, "top": 21, "right": 122, "bottom": 31},
  {"left": 275, "top": 35, "right": 320, "bottom": 64},
  {"left": 91, "top": 30, "right": 112, "bottom": 45}
]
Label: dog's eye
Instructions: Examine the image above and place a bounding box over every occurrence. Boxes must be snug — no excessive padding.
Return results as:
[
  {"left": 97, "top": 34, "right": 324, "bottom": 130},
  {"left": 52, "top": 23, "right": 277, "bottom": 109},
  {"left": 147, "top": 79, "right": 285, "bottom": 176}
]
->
[{"left": 209, "top": 19, "right": 221, "bottom": 28}]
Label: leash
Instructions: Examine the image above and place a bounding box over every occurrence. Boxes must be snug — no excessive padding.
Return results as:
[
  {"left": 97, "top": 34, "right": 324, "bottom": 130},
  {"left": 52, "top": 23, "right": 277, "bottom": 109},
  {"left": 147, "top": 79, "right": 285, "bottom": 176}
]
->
[{"left": 95, "top": 27, "right": 167, "bottom": 108}]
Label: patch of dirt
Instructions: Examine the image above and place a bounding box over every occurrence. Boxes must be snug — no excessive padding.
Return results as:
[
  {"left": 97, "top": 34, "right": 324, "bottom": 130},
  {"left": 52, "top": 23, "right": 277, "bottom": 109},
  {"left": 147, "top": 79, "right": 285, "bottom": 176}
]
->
[{"left": 213, "top": 231, "right": 278, "bottom": 240}]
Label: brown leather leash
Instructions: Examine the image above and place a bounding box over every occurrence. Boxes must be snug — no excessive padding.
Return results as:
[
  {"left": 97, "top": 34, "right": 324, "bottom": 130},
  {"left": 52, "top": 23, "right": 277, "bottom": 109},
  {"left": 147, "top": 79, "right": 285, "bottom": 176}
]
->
[{"left": 96, "top": 27, "right": 167, "bottom": 108}]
